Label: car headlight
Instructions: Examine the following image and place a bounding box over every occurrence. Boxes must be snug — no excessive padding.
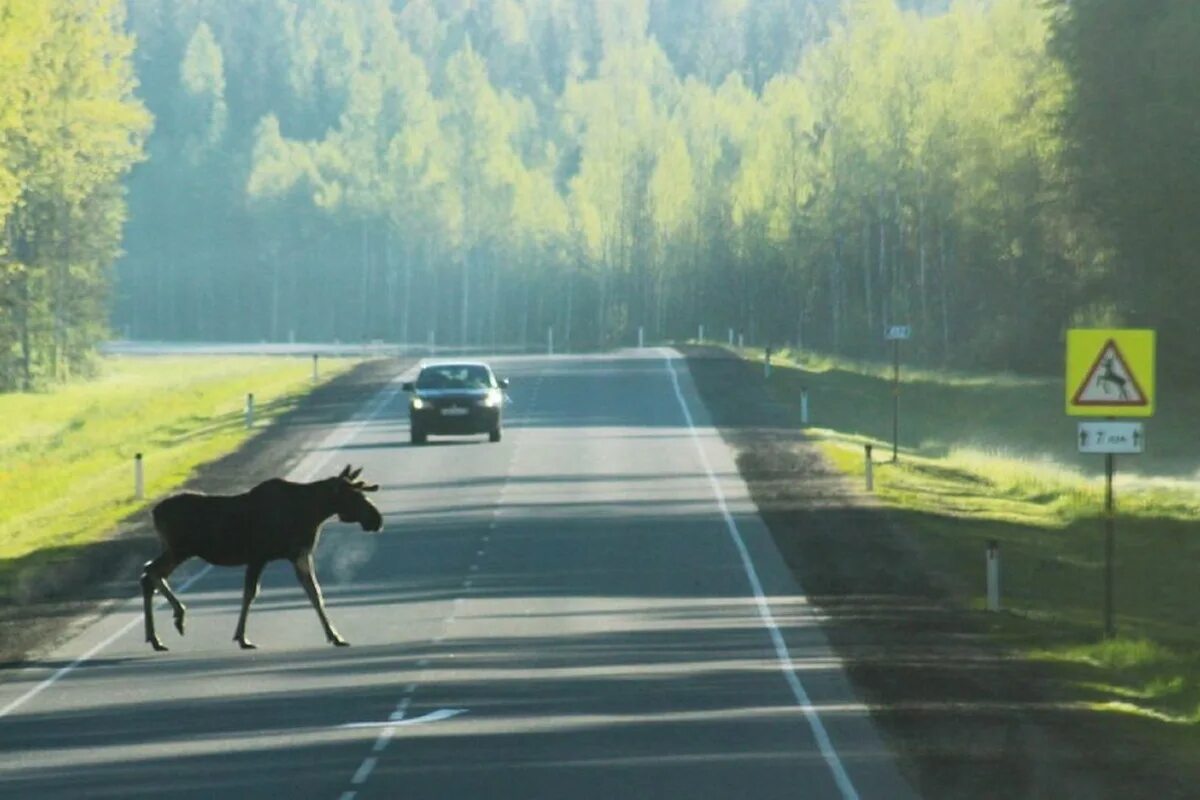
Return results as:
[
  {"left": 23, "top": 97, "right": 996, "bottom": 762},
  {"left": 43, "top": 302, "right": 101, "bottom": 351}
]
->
[
  {"left": 479, "top": 390, "right": 502, "bottom": 408},
  {"left": 411, "top": 397, "right": 427, "bottom": 411}
]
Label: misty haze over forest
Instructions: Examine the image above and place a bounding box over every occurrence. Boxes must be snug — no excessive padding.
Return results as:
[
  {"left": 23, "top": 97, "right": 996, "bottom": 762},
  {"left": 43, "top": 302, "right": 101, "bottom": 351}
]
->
[{"left": 2, "top": 0, "right": 1197, "bottom": 390}]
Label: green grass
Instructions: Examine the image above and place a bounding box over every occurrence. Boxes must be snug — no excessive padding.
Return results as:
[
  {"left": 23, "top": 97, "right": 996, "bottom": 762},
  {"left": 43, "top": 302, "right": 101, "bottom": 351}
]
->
[
  {"left": 736, "top": 343, "right": 1200, "bottom": 479},
  {"left": 726, "top": 343, "right": 1200, "bottom": 724},
  {"left": 0, "top": 355, "right": 352, "bottom": 595}
]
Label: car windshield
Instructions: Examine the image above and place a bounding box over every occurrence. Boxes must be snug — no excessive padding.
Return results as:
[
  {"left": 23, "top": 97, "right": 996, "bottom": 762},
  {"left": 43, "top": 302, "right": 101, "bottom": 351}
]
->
[{"left": 416, "top": 365, "right": 493, "bottom": 390}]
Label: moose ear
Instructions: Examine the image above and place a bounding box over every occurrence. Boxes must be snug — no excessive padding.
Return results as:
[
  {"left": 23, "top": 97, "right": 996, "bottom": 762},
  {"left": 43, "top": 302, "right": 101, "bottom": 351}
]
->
[
  {"left": 338, "top": 465, "right": 351, "bottom": 479},
  {"left": 348, "top": 466, "right": 363, "bottom": 481}
]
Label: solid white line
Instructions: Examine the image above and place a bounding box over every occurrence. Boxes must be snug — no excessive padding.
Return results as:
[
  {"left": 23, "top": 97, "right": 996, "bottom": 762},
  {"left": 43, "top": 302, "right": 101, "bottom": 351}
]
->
[
  {"left": 351, "top": 757, "right": 377, "bottom": 785},
  {"left": 338, "top": 792, "right": 357, "bottom": 800},
  {"left": 663, "top": 353, "right": 860, "bottom": 800},
  {"left": 0, "top": 370, "right": 411, "bottom": 722}
]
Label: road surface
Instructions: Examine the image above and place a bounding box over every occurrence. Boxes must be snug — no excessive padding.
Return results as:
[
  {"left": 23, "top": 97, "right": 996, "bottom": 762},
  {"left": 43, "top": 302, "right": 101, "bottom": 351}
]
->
[{"left": 0, "top": 350, "right": 917, "bottom": 799}]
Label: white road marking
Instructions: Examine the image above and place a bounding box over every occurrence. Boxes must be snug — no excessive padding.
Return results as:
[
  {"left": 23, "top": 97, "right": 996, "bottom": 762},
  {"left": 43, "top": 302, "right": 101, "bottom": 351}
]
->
[
  {"left": 663, "top": 352, "right": 860, "bottom": 800},
  {"left": 0, "top": 369, "right": 413, "bottom": 722},
  {"left": 339, "top": 708, "right": 467, "bottom": 730},
  {"left": 350, "top": 757, "right": 377, "bottom": 784},
  {"left": 338, "top": 792, "right": 356, "bottom": 800}
]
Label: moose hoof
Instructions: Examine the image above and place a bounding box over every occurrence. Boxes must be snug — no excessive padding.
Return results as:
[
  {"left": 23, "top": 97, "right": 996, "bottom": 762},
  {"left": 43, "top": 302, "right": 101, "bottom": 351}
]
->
[
  {"left": 235, "top": 637, "right": 257, "bottom": 650},
  {"left": 149, "top": 638, "right": 168, "bottom": 652},
  {"left": 330, "top": 637, "right": 350, "bottom": 647}
]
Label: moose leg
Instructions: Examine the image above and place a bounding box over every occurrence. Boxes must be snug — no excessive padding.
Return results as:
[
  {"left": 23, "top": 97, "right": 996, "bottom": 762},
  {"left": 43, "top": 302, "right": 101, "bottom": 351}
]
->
[
  {"left": 233, "top": 561, "right": 267, "bottom": 650},
  {"left": 140, "top": 553, "right": 186, "bottom": 651},
  {"left": 292, "top": 554, "right": 348, "bottom": 646}
]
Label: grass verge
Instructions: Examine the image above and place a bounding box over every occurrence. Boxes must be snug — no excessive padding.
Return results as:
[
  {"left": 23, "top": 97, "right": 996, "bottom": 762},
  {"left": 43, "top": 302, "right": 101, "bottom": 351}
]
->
[
  {"left": 0, "top": 355, "right": 352, "bottom": 599},
  {"left": 731, "top": 344, "right": 1200, "bottom": 729}
]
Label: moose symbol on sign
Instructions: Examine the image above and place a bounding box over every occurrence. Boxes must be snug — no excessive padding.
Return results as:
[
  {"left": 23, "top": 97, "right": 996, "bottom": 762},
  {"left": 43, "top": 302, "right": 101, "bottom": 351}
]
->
[{"left": 1096, "top": 355, "right": 1129, "bottom": 400}]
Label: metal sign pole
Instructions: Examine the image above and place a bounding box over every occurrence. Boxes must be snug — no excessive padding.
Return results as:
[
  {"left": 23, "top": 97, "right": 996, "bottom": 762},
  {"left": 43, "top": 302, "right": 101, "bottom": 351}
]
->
[
  {"left": 892, "top": 338, "right": 900, "bottom": 463},
  {"left": 1104, "top": 452, "right": 1116, "bottom": 638}
]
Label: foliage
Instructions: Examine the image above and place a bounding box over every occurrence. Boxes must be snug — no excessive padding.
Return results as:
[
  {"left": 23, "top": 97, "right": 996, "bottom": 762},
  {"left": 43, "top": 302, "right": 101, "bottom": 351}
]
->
[{"left": 0, "top": 0, "right": 150, "bottom": 390}]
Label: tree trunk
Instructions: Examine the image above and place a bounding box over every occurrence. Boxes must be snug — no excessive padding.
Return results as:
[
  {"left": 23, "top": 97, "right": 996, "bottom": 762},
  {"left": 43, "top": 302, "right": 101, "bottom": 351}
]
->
[{"left": 862, "top": 216, "right": 874, "bottom": 340}]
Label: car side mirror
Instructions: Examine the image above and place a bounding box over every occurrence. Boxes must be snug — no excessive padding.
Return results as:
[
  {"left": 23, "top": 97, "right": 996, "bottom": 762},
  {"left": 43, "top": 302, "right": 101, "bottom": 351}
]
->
[
  {"left": 498, "top": 378, "right": 509, "bottom": 389},
  {"left": 401, "top": 381, "right": 415, "bottom": 392}
]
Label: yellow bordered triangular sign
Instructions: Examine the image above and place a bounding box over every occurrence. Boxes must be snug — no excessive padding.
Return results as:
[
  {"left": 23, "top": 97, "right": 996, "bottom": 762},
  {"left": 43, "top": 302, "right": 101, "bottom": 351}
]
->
[
  {"left": 1066, "top": 329, "right": 1155, "bottom": 417},
  {"left": 1072, "top": 340, "right": 1147, "bottom": 406}
]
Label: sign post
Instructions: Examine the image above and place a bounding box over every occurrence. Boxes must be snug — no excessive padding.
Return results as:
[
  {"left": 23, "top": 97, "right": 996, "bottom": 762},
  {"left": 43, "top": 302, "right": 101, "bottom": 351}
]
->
[
  {"left": 1067, "top": 329, "right": 1155, "bottom": 638},
  {"left": 885, "top": 325, "right": 911, "bottom": 463}
]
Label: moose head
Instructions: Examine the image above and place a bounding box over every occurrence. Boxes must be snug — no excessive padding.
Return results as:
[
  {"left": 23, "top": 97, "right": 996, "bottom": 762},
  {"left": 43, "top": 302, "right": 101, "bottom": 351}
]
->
[{"left": 332, "top": 464, "right": 383, "bottom": 532}]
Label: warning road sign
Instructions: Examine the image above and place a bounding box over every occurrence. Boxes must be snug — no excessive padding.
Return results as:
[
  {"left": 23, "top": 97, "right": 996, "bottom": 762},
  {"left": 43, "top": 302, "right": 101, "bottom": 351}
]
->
[{"left": 1066, "top": 329, "right": 1155, "bottom": 417}]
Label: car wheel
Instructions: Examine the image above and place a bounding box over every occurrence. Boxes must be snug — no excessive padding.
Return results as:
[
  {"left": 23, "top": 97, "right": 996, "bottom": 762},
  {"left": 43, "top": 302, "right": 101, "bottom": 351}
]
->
[
  {"left": 489, "top": 426, "right": 502, "bottom": 443},
  {"left": 411, "top": 426, "right": 427, "bottom": 445}
]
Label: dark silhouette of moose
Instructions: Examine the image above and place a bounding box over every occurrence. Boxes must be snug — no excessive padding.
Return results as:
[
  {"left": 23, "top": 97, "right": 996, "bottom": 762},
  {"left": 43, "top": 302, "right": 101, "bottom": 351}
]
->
[
  {"left": 140, "top": 465, "right": 382, "bottom": 651},
  {"left": 1096, "top": 355, "right": 1129, "bottom": 399}
]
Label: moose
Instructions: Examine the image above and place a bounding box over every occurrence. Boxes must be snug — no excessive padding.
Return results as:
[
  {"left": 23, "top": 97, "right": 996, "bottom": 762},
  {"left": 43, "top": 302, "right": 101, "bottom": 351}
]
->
[{"left": 140, "top": 465, "right": 382, "bottom": 651}]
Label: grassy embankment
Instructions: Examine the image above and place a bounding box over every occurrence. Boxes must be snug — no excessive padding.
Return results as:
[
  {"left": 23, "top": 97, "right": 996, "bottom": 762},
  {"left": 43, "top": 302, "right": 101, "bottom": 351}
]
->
[
  {"left": 733, "top": 344, "right": 1200, "bottom": 727},
  {"left": 0, "top": 356, "right": 352, "bottom": 598}
]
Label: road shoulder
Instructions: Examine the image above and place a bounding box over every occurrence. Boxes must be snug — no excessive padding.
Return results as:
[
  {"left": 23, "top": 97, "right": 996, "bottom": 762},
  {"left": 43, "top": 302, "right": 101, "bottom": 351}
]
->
[{"left": 681, "top": 346, "right": 1115, "bottom": 800}]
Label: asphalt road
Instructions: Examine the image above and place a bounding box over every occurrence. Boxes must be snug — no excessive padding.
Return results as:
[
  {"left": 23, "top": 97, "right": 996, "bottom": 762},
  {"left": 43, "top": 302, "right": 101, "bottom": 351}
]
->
[{"left": 0, "top": 350, "right": 918, "bottom": 800}]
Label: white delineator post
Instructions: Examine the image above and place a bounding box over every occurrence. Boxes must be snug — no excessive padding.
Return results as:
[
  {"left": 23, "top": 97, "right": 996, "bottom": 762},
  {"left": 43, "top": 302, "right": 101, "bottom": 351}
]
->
[
  {"left": 638, "top": 326, "right": 644, "bottom": 348},
  {"left": 245, "top": 393, "right": 255, "bottom": 429},
  {"left": 800, "top": 388, "right": 810, "bottom": 425},
  {"left": 548, "top": 326, "right": 554, "bottom": 355},
  {"left": 312, "top": 353, "right": 319, "bottom": 383},
  {"left": 738, "top": 332, "right": 745, "bottom": 349},
  {"left": 986, "top": 540, "right": 1001, "bottom": 611},
  {"left": 134, "top": 453, "right": 144, "bottom": 500},
  {"left": 728, "top": 328, "right": 734, "bottom": 346},
  {"left": 698, "top": 324, "right": 704, "bottom": 342},
  {"left": 864, "top": 444, "right": 874, "bottom": 492}
]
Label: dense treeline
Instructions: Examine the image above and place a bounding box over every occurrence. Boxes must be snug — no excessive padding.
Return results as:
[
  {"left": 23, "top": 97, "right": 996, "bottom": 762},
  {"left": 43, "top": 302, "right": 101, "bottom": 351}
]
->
[
  {"left": 1053, "top": 0, "right": 1200, "bottom": 378},
  {"left": 6, "top": 0, "right": 1197, "bottom": 385},
  {"left": 0, "top": 0, "right": 149, "bottom": 390},
  {"left": 122, "top": 0, "right": 1084, "bottom": 370}
]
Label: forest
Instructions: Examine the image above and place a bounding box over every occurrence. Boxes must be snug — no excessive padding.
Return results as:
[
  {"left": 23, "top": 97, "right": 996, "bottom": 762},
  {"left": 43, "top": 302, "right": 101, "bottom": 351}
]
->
[{"left": 1, "top": 0, "right": 1197, "bottom": 390}]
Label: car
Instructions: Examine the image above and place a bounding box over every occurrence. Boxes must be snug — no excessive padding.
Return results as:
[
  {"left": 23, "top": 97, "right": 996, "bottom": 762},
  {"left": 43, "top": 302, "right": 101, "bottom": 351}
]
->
[{"left": 402, "top": 361, "right": 508, "bottom": 445}]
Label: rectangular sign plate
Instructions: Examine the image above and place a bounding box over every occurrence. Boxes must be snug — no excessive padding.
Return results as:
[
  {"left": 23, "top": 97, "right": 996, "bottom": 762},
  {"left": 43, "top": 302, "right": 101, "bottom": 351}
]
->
[
  {"left": 885, "top": 325, "right": 911, "bottom": 341},
  {"left": 1078, "top": 422, "right": 1144, "bottom": 454},
  {"left": 441, "top": 407, "right": 469, "bottom": 417}
]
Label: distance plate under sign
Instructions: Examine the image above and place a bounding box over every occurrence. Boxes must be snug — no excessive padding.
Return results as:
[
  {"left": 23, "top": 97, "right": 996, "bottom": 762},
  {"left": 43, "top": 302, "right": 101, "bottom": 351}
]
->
[
  {"left": 1078, "top": 422, "right": 1144, "bottom": 454},
  {"left": 885, "top": 325, "right": 911, "bottom": 341}
]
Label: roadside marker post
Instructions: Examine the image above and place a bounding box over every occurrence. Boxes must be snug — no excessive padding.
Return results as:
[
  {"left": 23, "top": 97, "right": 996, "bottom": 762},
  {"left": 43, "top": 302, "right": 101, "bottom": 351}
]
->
[
  {"left": 638, "top": 326, "right": 644, "bottom": 349},
  {"left": 728, "top": 328, "right": 734, "bottom": 346},
  {"left": 1067, "top": 329, "right": 1155, "bottom": 638},
  {"left": 885, "top": 325, "right": 911, "bottom": 463},
  {"left": 698, "top": 324, "right": 704, "bottom": 342},
  {"left": 800, "top": 388, "right": 810, "bottom": 425},
  {"left": 312, "top": 353, "right": 319, "bottom": 382},
  {"left": 986, "top": 540, "right": 1001, "bottom": 611},
  {"left": 548, "top": 326, "right": 554, "bottom": 355},
  {"left": 864, "top": 444, "right": 874, "bottom": 492},
  {"left": 134, "top": 453, "right": 144, "bottom": 500},
  {"left": 764, "top": 346, "right": 772, "bottom": 379},
  {"left": 245, "top": 393, "right": 255, "bottom": 429},
  {"left": 738, "top": 332, "right": 745, "bottom": 349}
]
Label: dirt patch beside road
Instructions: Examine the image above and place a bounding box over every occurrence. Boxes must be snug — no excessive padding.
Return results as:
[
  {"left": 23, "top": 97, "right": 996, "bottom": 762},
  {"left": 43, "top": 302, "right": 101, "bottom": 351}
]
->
[
  {"left": 682, "top": 346, "right": 1196, "bottom": 799},
  {"left": 0, "top": 357, "right": 412, "bottom": 669}
]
